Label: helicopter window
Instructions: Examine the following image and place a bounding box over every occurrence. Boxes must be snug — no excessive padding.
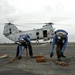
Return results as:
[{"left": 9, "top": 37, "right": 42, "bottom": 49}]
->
[
  {"left": 36, "top": 32, "right": 39, "bottom": 35},
  {"left": 19, "top": 30, "right": 22, "bottom": 32},
  {"left": 9, "top": 28, "right": 12, "bottom": 34}
]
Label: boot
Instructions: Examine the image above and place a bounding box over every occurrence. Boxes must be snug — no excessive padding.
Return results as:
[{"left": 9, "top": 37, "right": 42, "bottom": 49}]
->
[
  {"left": 61, "top": 55, "right": 66, "bottom": 58},
  {"left": 18, "top": 56, "right": 22, "bottom": 59},
  {"left": 61, "top": 53, "right": 66, "bottom": 58}
]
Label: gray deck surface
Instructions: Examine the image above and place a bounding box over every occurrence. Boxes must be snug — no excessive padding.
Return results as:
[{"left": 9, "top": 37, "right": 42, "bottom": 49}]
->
[{"left": 0, "top": 43, "right": 75, "bottom": 75}]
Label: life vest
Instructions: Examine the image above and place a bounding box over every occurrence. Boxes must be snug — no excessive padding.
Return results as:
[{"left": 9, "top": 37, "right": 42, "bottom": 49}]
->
[{"left": 56, "top": 35, "right": 66, "bottom": 45}]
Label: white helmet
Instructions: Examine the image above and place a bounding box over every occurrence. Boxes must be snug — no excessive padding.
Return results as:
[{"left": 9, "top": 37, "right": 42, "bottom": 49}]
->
[
  {"left": 56, "top": 32, "right": 66, "bottom": 36},
  {"left": 19, "top": 39, "right": 24, "bottom": 42}
]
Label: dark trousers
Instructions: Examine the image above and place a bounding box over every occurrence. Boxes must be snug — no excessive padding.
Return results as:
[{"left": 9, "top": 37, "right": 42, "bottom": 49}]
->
[
  {"left": 16, "top": 44, "right": 33, "bottom": 57},
  {"left": 16, "top": 45, "right": 19, "bottom": 57},
  {"left": 28, "top": 44, "right": 33, "bottom": 57},
  {"left": 56, "top": 43, "right": 63, "bottom": 59}
]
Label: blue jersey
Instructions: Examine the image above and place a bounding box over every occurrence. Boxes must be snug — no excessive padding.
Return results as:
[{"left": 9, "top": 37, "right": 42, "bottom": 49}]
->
[
  {"left": 18, "top": 34, "right": 31, "bottom": 56},
  {"left": 18, "top": 34, "right": 31, "bottom": 44},
  {"left": 51, "top": 29, "right": 68, "bottom": 53}
]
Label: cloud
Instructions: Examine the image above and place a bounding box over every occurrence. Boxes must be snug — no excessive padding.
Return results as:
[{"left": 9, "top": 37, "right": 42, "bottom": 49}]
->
[{"left": 0, "top": 0, "right": 17, "bottom": 23}]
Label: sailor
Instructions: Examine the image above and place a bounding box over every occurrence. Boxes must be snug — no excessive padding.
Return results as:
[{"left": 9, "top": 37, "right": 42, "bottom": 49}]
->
[
  {"left": 50, "top": 29, "right": 68, "bottom": 61},
  {"left": 16, "top": 34, "right": 33, "bottom": 59}
]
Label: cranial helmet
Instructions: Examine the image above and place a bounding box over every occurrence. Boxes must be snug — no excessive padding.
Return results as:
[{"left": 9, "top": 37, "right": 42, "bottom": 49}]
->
[
  {"left": 19, "top": 39, "right": 24, "bottom": 42},
  {"left": 56, "top": 32, "right": 66, "bottom": 36}
]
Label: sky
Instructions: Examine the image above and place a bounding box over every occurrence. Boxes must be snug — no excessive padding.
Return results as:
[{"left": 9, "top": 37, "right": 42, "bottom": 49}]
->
[{"left": 0, "top": 0, "right": 75, "bottom": 43}]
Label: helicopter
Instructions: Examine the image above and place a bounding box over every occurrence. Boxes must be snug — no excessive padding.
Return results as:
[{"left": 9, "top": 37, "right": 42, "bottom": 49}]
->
[{"left": 3, "top": 22, "right": 54, "bottom": 43}]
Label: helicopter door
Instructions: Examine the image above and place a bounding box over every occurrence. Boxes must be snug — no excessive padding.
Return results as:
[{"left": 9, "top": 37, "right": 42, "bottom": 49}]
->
[
  {"left": 9, "top": 28, "right": 12, "bottom": 34},
  {"left": 36, "top": 32, "right": 39, "bottom": 39},
  {"left": 43, "top": 30, "right": 47, "bottom": 41}
]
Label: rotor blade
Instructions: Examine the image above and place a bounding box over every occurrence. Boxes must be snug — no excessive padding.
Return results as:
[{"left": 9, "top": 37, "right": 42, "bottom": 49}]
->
[
  {"left": 14, "top": 22, "right": 54, "bottom": 26},
  {"left": 17, "top": 23, "right": 45, "bottom": 25},
  {"left": 14, "top": 24, "right": 44, "bottom": 28}
]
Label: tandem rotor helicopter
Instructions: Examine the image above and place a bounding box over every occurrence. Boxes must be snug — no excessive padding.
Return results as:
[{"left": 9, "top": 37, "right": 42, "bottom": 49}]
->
[
  {"left": 3, "top": 22, "right": 54, "bottom": 43},
  {"left": 2, "top": 16, "right": 69, "bottom": 43}
]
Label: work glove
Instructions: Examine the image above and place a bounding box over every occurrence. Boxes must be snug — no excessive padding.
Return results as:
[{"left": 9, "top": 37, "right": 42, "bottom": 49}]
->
[{"left": 50, "top": 52, "right": 53, "bottom": 58}]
